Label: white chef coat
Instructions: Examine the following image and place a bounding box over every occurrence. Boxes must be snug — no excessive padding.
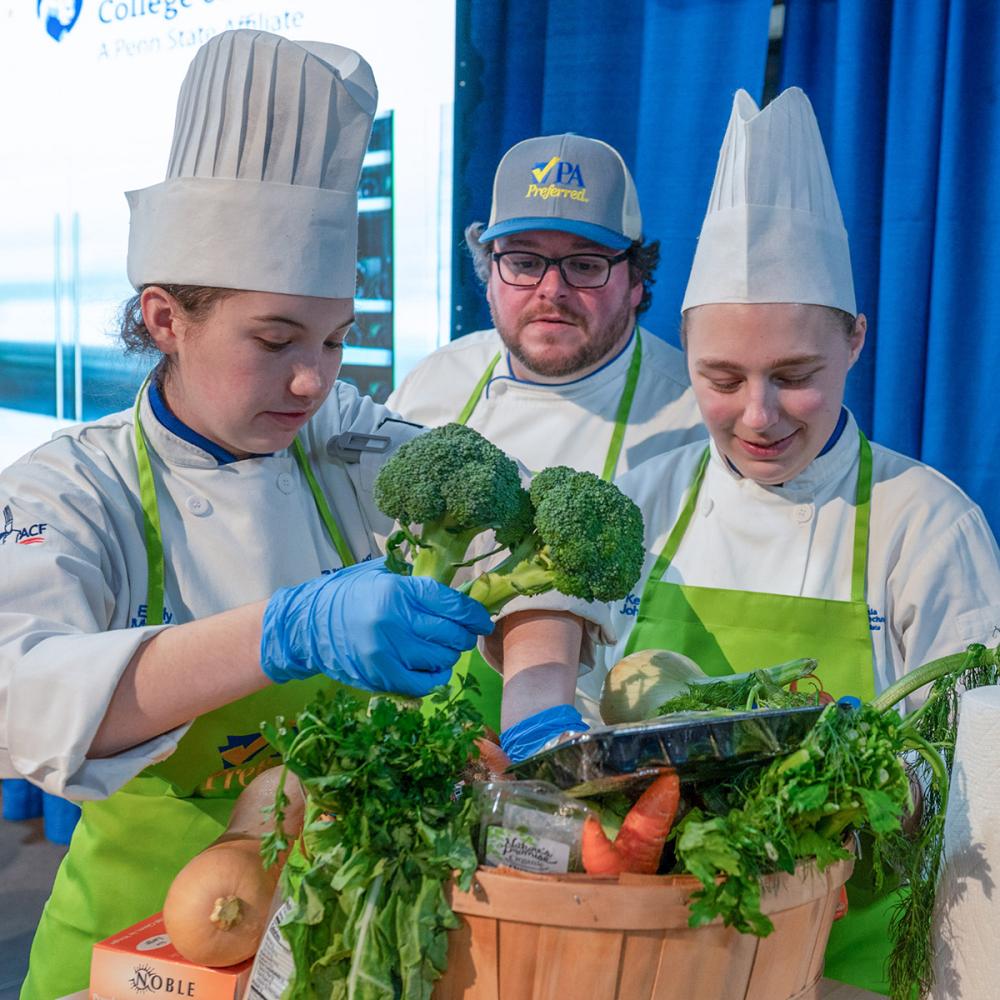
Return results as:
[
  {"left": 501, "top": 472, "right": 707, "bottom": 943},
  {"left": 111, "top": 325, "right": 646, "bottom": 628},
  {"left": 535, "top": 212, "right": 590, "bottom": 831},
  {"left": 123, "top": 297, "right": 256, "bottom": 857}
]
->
[
  {"left": 0, "top": 381, "right": 419, "bottom": 798},
  {"left": 387, "top": 327, "right": 705, "bottom": 477},
  {"left": 550, "top": 412, "right": 1000, "bottom": 723}
]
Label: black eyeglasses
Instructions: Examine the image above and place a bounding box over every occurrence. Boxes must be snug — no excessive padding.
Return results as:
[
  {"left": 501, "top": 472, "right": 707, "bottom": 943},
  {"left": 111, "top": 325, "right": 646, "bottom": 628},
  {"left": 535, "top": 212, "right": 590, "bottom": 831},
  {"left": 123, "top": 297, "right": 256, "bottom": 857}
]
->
[{"left": 492, "top": 250, "right": 630, "bottom": 288}]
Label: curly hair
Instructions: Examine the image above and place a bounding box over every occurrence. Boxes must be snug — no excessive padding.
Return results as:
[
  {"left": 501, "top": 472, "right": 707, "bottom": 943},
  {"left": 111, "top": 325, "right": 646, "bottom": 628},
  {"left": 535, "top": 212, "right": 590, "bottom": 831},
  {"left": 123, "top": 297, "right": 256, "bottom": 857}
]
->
[
  {"left": 117, "top": 285, "right": 236, "bottom": 357},
  {"left": 464, "top": 222, "right": 660, "bottom": 316}
]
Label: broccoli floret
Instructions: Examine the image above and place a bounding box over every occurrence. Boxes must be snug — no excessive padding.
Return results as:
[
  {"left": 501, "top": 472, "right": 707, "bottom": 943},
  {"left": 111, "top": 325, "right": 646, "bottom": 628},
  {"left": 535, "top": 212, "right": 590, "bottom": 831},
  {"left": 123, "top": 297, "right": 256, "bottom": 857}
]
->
[
  {"left": 462, "top": 466, "right": 646, "bottom": 613},
  {"left": 373, "top": 423, "right": 530, "bottom": 585}
]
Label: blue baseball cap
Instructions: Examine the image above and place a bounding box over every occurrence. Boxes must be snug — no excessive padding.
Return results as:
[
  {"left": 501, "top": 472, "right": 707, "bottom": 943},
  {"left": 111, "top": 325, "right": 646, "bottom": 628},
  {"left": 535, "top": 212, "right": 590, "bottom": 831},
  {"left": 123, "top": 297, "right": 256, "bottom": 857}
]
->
[{"left": 480, "top": 134, "right": 642, "bottom": 250}]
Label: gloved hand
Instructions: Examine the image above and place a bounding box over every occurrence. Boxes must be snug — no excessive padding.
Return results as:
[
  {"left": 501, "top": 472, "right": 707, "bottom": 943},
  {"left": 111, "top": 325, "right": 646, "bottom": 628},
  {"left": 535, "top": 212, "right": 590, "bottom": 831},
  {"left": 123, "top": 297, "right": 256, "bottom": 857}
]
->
[
  {"left": 260, "top": 558, "right": 494, "bottom": 697},
  {"left": 500, "top": 703, "right": 589, "bottom": 763}
]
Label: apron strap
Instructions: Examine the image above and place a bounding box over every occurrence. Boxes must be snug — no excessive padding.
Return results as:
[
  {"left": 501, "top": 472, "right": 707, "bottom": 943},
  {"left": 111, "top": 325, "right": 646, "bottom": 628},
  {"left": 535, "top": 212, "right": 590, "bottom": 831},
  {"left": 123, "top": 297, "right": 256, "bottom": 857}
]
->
[
  {"left": 455, "top": 330, "right": 644, "bottom": 482},
  {"left": 133, "top": 381, "right": 358, "bottom": 627},
  {"left": 291, "top": 437, "right": 356, "bottom": 568},
  {"left": 647, "top": 446, "right": 710, "bottom": 586},
  {"left": 133, "top": 387, "right": 166, "bottom": 627},
  {"left": 600, "top": 330, "right": 643, "bottom": 482},
  {"left": 649, "top": 430, "right": 874, "bottom": 601},
  {"left": 456, "top": 351, "right": 501, "bottom": 426},
  {"left": 851, "top": 431, "right": 873, "bottom": 604}
]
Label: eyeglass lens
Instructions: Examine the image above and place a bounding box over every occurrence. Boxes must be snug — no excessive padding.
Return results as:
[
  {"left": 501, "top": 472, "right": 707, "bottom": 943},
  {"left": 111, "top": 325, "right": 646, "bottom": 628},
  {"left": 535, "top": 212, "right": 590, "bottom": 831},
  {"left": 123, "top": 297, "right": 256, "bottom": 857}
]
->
[{"left": 497, "top": 252, "right": 615, "bottom": 288}]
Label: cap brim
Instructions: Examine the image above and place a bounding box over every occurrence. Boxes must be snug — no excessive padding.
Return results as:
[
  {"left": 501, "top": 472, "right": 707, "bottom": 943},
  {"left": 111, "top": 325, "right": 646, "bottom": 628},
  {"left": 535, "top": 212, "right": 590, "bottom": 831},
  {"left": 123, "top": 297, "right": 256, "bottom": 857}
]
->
[{"left": 479, "top": 217, "right": 633, "bottom": 250}]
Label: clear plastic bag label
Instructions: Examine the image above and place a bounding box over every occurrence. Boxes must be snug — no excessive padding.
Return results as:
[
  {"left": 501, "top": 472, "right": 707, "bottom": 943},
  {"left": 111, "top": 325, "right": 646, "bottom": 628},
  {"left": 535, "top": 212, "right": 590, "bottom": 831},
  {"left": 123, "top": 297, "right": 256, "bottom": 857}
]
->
[
  {"left": 243, "top": 901, "right": 295, "bottom": 999},
  {"left": 484, "top": 825, "right": 571, "bottom": 873}
]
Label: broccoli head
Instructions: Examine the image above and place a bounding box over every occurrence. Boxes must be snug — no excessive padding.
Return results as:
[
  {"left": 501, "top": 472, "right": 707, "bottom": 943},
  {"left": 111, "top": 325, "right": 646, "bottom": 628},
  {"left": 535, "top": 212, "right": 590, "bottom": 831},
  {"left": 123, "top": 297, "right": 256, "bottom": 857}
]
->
[
  {"left": 463, "top": 466, "right": 646, "bottom": 613},
  {"left": 373, "top": 423, "right": 530, "bottom": 584}
]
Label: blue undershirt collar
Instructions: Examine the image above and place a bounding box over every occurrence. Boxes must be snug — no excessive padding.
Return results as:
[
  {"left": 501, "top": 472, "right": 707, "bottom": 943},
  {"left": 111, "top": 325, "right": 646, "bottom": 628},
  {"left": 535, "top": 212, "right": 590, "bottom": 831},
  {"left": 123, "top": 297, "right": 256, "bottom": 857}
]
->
[
  {"left": 484, "top": 327, "right": 636, "bottom": 398},
  {"left": 148, "top": 378, "right": 270, "bottom": 465}
]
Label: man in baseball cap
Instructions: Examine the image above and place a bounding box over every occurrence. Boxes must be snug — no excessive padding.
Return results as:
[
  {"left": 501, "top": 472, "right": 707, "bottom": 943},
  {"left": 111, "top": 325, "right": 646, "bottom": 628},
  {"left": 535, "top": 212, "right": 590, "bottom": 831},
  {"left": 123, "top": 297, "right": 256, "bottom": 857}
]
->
[
  {"left": 390, "top": 133, "right": 703, "bottom": 479},
  {"left": 388, "top": 133, "right": 705, "bottom": 732}
]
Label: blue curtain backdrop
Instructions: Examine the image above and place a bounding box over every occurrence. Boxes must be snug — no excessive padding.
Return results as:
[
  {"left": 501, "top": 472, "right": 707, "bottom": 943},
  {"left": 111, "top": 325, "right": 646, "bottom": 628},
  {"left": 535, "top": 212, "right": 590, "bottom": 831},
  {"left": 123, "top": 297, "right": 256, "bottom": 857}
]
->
[
  {"left": 452, "top": 0, "right": 775, "bottom": 341},
  {"left": 454, "top": 0, "right": 1000, "bottom": 534},
  {"left": 780, "top": 0, "right": 1000, "bottom": 534}
]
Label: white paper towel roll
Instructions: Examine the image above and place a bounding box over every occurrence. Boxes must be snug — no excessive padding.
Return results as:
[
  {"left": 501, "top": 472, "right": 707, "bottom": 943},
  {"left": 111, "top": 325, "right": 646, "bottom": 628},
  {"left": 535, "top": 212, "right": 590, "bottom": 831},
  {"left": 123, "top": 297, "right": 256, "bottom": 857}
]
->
[{"left": 930, "top": 685, "right": 1000, "bottom": 999}]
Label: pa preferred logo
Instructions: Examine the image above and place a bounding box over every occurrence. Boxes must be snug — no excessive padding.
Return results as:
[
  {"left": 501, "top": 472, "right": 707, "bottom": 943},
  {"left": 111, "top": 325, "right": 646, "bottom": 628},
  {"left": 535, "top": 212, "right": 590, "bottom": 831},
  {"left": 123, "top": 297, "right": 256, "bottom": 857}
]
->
[{"left": 38, "top": 1, "right": 84, "bottom": 43}]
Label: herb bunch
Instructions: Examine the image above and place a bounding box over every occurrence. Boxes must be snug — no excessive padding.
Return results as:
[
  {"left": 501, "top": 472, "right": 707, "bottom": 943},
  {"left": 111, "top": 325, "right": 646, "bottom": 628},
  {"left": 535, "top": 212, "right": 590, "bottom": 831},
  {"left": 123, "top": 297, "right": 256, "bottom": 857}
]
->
[
  {"left": 870, "top": 642, "right": 1000, "bottom": 999},
  {"left": 260, "top": 684, "right": 485, "bottom": 1000},
  {"left": 671, "top": 642, "right": 1000, "bottom": 1000},
  {"left": 675, "top": 702, "right": 912, "bottom": 935},
  {"left": 655, "top": 662, "right": 820, "bottom": 715}
]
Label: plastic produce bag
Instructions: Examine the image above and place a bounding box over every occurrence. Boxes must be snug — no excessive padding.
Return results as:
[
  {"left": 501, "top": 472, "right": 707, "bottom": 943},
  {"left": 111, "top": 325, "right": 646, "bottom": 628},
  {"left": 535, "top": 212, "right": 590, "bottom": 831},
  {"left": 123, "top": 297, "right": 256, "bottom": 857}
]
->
[{"left": 473, "top": 780, "right": 597, "bottom": 874}]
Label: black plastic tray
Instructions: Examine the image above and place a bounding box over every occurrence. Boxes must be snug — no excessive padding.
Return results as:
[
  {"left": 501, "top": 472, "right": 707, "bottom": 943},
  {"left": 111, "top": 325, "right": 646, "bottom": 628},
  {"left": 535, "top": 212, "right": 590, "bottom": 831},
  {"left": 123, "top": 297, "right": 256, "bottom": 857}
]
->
[{"left": 508, "top": 706, "right": 825, "bottom": 796}]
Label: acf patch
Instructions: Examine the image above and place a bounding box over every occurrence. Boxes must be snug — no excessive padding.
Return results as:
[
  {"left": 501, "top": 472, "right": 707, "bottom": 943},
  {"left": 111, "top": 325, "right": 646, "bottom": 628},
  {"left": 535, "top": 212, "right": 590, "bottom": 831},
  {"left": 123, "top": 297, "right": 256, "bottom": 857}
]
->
[{"left": 0, "top": 504, "right": 47, "bottom": 546}]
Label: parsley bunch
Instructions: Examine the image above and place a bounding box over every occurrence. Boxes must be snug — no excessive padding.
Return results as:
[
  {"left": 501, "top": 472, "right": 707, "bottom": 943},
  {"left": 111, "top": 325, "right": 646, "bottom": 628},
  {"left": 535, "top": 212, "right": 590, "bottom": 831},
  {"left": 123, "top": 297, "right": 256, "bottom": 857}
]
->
[
  {"left": 672, "top": 643, "right": 1000, "bottom": 1000},
  {"left": 675, "top": 703, "right": 912, "bottom": 935},
  {"left": 261, "top": 685, "right": 485, "bottom": 999}
]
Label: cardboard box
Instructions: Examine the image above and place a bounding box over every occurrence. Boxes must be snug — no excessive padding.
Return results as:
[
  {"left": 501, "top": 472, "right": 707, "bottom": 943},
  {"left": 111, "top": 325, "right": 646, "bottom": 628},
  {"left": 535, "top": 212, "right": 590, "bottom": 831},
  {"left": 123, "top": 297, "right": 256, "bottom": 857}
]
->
[{"left": 90, "top": 913, "right": 253, "bottom": 1000}]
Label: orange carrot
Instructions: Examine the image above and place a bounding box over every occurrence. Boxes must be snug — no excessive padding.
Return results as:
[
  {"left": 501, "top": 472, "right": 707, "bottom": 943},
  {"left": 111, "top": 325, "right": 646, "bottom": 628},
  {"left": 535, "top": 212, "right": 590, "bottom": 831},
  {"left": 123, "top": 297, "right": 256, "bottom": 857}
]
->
[
  {"left": 475, "top": 737, "right": 513, "bottom": 778},
  {"left": 581, "top": 772, "right": 681, "bottom": 876}
]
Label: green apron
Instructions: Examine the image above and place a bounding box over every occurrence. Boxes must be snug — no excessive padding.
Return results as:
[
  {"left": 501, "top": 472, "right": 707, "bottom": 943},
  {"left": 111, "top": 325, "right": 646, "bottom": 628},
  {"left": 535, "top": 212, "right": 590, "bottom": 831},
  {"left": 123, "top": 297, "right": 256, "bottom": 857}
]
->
[
  {"left": 443, "top": 332, "right": 643, "bottom": 732},
  {"left": 622, "top": 431, "right": 895, "bottom": 996},
  {"left": 21, "top": 404, "right": 353, "bottom": 999}
]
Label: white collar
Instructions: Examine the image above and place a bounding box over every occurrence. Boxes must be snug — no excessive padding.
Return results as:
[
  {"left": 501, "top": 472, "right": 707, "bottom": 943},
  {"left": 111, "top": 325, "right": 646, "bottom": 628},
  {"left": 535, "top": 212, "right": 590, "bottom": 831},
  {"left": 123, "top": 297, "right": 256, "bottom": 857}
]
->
[
  {"left": 485, "top": 327, "right": 641, "bottom": 400},
  {"left": 710, "top": 410, "right": 860, "bottom": 501}
]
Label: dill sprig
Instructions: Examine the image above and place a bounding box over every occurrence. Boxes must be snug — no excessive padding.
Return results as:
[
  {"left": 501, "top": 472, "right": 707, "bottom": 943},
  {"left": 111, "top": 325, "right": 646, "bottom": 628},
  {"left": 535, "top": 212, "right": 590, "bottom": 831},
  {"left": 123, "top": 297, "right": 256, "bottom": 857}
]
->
[
  {"left": 655, "top": 660, "right": 819, "bottom": 715},
  {"left": 872, "top": 642, "right": 1000, "bottom": 999}
]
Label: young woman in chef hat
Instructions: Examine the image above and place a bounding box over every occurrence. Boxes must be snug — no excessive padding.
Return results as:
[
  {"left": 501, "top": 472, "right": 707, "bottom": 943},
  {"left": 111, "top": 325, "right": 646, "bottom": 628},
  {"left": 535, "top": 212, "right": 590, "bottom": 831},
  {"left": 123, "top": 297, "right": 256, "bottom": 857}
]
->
[
  {"left": 489, "top": 87, "right": 1000, "bottom": 995},
  {"left": 0, "top": 30, "right": 492, "bottom": 998}
]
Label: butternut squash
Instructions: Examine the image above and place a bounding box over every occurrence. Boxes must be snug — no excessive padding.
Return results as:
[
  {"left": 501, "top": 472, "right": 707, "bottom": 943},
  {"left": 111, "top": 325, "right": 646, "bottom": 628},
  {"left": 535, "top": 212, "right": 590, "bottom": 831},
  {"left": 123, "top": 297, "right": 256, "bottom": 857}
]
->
[{"left": 162, "top": 765, "right": 303, "bottom": 967}]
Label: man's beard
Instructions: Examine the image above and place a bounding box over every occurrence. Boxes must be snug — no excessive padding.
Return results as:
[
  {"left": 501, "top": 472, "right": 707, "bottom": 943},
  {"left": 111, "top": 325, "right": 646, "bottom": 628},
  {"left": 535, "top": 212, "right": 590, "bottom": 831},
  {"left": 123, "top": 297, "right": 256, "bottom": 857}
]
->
[{"left": 494, "top": 298, "right": 634, "bottom": 379}]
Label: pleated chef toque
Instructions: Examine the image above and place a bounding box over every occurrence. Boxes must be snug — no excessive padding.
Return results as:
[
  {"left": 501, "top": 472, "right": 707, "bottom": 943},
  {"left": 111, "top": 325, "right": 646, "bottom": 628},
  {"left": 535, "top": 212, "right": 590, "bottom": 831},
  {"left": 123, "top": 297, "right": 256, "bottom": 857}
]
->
[
  {"left": 126, "top": 29, "right": 377, "bottom": 298},
  {"left": 682, "top": 87, "right": 856, "bottom": 316}
]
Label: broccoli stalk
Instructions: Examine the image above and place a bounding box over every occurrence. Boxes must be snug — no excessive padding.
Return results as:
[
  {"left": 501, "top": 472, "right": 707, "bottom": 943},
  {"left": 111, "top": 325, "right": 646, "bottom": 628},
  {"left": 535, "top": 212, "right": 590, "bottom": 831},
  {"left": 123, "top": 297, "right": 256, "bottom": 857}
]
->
[
  {"left": 459, "top": 465, "right": 646, "bottom": 613},
  {"left": 373, "top": 429, "right": 646, "bottom": 614},
  {"left": 373, "top": 423, "right": 530, "bottom": 587}
]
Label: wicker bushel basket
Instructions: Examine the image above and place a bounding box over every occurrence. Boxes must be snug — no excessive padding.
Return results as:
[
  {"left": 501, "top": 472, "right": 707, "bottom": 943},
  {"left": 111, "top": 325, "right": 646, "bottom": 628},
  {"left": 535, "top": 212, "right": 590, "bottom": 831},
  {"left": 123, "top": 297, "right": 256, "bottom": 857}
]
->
[{"left": 432, "top": 857, "right": 853, "bottom": 1000}]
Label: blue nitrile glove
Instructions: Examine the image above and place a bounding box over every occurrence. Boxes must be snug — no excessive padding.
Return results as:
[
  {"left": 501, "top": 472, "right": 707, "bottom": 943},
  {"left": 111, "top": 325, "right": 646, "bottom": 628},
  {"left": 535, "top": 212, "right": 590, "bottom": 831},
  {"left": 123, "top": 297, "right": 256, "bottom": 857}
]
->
[
  {"left": 260, "top": 557, "right": 494, "bottom": 697},
  {"left": 500, "top": 703, "right": 589, "bottom": 763}
]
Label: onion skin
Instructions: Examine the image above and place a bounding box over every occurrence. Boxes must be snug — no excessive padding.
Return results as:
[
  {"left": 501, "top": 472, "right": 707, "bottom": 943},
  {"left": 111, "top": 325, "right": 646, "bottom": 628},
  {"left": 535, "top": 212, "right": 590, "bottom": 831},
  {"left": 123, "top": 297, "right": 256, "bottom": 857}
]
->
[{"left": 162, "top": 838, "right": 278, "bottom": 967}]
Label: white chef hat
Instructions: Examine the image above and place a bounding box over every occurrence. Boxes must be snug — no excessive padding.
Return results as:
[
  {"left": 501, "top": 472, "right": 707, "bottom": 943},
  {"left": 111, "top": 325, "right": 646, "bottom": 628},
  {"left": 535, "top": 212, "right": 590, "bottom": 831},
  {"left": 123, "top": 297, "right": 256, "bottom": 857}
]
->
[
  {"left": 126, "top": 29, "right": 377, "bottom": 299},
  {"left": 681, "top": 87, "right": 856, "bottom": 316}
]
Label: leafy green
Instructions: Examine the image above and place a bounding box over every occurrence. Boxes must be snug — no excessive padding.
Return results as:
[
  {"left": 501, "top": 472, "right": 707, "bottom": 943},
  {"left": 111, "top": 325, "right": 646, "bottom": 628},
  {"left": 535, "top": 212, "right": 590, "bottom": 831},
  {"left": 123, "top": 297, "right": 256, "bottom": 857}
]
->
[
  {"left": 671, "top": 642, "right": 1000, "bottom": 1000},
  {"left": 654, "top": 659, "right": 820, "bottom": 715},
  {"left": 260, "top": 683, "right": 485, "bottom": 999},
  {"left": 675, "top": 703, "right": 912, "bottom": 937},
  {"left": 874, "top": 642, "right": 1000, "bottom": 999}
]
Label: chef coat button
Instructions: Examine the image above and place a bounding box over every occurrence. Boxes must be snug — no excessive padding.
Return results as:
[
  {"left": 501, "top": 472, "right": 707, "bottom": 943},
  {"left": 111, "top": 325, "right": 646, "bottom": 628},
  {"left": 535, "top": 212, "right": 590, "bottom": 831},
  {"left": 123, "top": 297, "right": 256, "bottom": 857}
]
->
[
  {"left": 794, "top": 504, "right": 813, "bottom": 524},
  {"left": 491, "top": 381, "right": 507, "bottom": 397},
  {"left": 700, "top": 497, "right": 714, "bottom": 517},
  {"left": 276, "top": 472, "right": 295, "bottom": 494},
  {"left": 186, "top": 495, "right": 211, "bottom": 516}
]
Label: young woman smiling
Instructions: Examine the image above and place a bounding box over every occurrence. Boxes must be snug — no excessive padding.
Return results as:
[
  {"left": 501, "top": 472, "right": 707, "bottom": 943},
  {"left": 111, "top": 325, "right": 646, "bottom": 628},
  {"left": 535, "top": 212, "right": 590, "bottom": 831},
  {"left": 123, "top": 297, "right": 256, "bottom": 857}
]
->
[{"left": 487, "top": 88, "right": 1000, "bottom": 996}]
